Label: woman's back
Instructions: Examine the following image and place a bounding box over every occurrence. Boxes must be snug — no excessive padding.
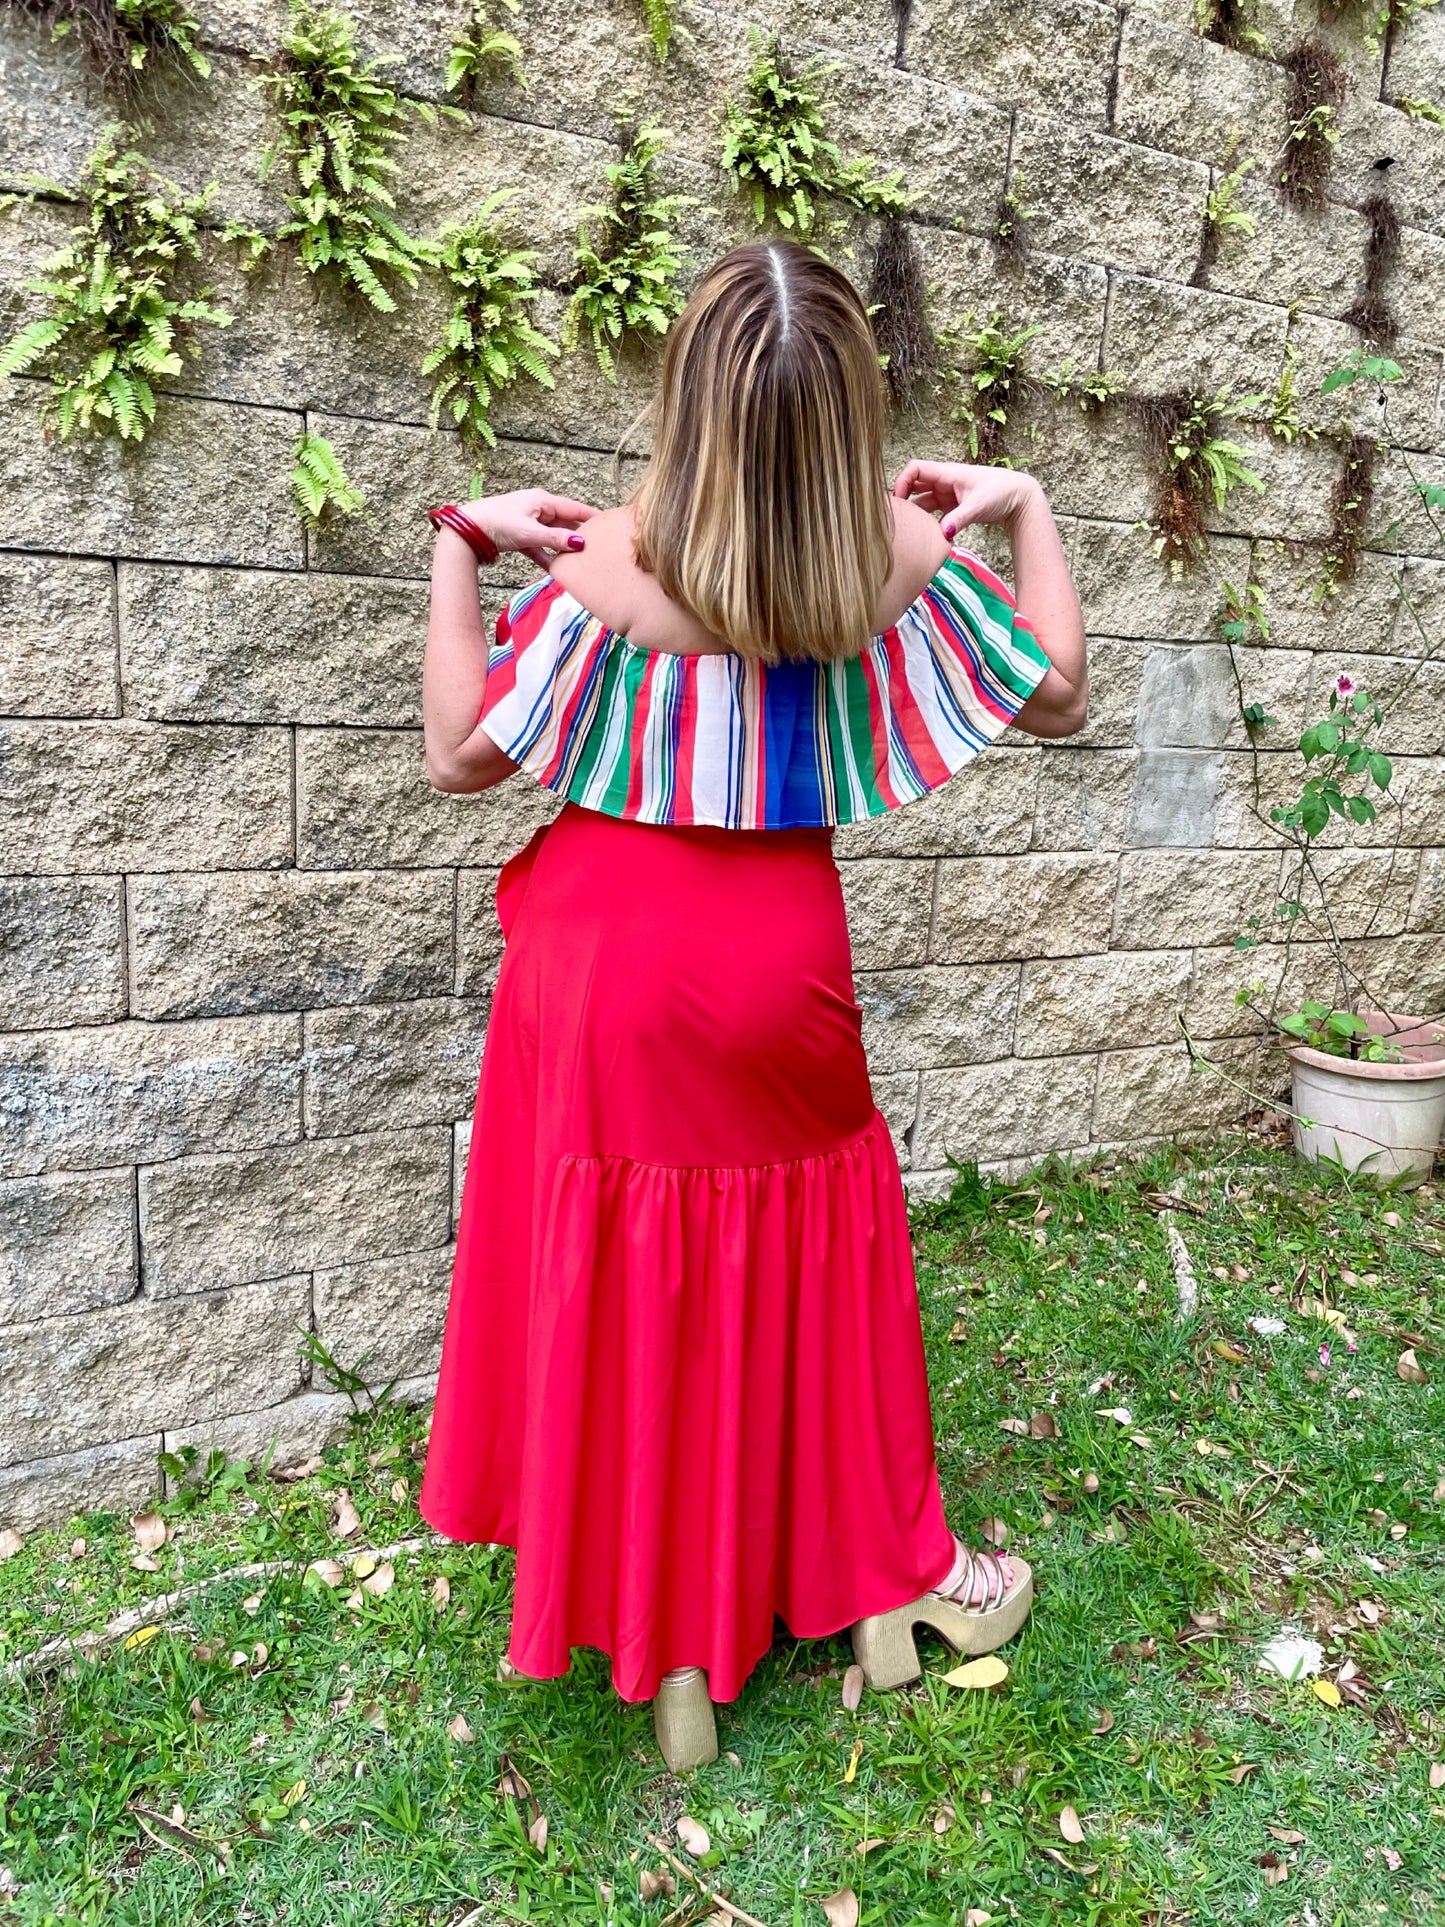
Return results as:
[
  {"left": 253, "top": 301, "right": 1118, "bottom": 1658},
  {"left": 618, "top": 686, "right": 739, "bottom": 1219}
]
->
[{"left": 549, "top": 498, "right": 950, "bottom": 659}]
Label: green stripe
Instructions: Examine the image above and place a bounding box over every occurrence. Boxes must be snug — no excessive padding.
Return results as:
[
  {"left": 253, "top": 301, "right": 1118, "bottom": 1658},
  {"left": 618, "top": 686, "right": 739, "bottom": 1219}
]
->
[
  {"left": 828, "top": 655, "right": 886, "bottom": 820},
  {"left": 941, "top": 555, "right": 1050, "bottom": 701},
  {"left": 598, "top": 646, "right": 649, "bottom": 817},
  {"left": 566, "top": 642, "right": 628, "bottom": 802}
]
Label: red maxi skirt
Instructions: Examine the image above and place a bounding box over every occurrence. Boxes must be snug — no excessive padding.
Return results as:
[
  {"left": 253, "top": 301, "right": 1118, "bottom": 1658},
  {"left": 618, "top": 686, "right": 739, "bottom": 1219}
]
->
[{"left": 420, "top": 803, "right": 955, "bottom": 1703}]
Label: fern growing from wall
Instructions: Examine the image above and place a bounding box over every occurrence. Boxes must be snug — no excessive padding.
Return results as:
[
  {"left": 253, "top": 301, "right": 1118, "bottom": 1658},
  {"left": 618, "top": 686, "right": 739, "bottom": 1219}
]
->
[
  {"left": 0, "top": 131, "right": 230, "bottom": 440},
  {"left": 564, "top": 122, "right": 689, "bottom": 379},
  {"left": 719, "top": 33, "right": 910, "bottom": 233},
  {"left": 254, "top": 1, "right": 440, "bottom": 311},
  {"left": 422, "top": 191, "right": 558, "bottom": 476},
  {"left": 638, "top": 0, "right": 674, "bottom": 59},
  {"left": 9, "top": 0, "right": 209, "bottom": 92},
  {"left": 292, "top": 427, "right": 366, "bottom": 526},
  {"left": 446, "top": 0, "right": 524, "bottom": 97}
]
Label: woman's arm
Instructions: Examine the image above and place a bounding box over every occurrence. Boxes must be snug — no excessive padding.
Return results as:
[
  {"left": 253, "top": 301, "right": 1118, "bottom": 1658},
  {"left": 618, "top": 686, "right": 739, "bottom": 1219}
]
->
[
  {"left": 892, "top": 462, "right": 1088, "bottom": 739},
  {"left": 423, "top": 489, "right": 598, "bottom": 794}
]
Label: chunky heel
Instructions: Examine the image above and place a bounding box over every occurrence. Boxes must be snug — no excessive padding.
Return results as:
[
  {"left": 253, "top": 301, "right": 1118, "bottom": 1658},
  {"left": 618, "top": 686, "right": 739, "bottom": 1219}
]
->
[
  {"left": 852, "top": 1607, "right": 924, "bottom": 1691},
  {"left": 853, "top": 1550, "right": 1035, "bottom": 1693},
  {"left": 652, "top": 1665, "right": 718, "bottom": 1772}
]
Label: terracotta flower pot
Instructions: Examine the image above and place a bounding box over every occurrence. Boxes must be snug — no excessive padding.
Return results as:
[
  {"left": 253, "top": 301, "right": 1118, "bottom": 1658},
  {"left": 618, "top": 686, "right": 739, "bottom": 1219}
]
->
[{"left": 1288, "top": 1013, "right": 1445, "bottom": 1188}]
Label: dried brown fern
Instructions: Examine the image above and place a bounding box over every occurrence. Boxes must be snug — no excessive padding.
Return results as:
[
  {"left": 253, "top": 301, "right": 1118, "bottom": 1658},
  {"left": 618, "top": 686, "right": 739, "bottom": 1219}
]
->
[{"left": 868, "top": 215, "right": 936, "bottom": 409}]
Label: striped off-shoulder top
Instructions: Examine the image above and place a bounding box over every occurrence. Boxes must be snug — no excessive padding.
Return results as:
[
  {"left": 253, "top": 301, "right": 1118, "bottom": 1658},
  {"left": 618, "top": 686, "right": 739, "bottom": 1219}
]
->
[{"left": 478, "top": 541, "right": 1050, "bottom": 830}]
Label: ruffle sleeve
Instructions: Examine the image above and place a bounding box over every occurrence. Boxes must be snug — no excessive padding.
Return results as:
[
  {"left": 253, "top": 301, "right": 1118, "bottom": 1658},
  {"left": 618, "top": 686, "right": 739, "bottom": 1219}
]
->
[{"left": 479, "top": 545, "right": 1050, "bottom": 830}]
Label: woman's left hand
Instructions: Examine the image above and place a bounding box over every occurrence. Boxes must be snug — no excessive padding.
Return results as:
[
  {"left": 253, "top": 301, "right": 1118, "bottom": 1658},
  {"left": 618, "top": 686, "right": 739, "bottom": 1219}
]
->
[{"left": 449, "top": 489, "right": 600, "bottom": 568}]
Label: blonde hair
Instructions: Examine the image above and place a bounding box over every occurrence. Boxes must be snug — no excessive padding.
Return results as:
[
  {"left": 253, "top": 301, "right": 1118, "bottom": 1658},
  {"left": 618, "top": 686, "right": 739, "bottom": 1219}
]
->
[{"left": 632, "top": 241, "right": 892, "bottom": 663}]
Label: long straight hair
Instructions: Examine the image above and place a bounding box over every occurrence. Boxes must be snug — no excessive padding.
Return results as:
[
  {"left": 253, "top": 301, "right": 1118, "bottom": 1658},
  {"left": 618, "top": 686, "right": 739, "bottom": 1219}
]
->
[{"left": 632, "top": 241, "right": 893, "bottom": 664}]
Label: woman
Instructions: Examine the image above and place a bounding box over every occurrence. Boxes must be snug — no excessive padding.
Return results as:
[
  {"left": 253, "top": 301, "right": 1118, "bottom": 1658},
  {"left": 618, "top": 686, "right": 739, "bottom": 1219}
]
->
[{"left": 418, "top": 241, "right": 1087, "bottom": 1772}]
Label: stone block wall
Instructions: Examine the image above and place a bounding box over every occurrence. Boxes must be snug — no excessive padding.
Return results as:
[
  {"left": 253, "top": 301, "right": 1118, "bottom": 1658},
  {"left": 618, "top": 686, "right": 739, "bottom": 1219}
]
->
[{"left": 2, "top": 0, "right": 1444, "bottom": 1525}]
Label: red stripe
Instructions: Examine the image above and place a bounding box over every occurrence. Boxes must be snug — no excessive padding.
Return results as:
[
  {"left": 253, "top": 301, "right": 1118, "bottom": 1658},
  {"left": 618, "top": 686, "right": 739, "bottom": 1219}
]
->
[
  {"left": 674, "top": 659, "right": 698, "bottom": 826},
  {"left": 857, "top": 644, "right": 904, "bottom": 809},
  {"left": 622, "top": 654, "right": 657, "bottom": 819}
]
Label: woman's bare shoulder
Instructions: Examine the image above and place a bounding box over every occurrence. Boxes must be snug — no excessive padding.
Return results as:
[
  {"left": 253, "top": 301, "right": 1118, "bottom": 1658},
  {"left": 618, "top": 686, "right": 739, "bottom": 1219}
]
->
[
  {"left": 547, "top": 505, "right": 639, "bottom": 605},
  {"left": 547, "top": 505, "right": 722, "bottom": 652},
  {"left": 873, "top": 496, "right": 950, "bottom": 633}
]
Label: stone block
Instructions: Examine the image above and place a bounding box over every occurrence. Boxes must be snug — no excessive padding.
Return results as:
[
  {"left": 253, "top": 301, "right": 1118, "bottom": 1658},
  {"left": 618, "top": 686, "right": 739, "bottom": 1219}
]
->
[
  {"left": 1136, "top": 642, "right": 1314, "bottom": 748},
  {"left": 313, "top": 1245, "right": 453, "bottom": 1385},
  {"left": 0, "top": 23, "right": 280, "bottom": 226},
  {"left": 1200, "top": 180, "right": 1367, "bottom": 321},
  {"left": 0, "top": 1169, "right": 136, "bottom": 1323},
  {"left": 1369, "top": 449, "right": 1445, "bottom": 556},
  {"left": 833, "top": 748, "right": 1040, "bottom": 857},
  {"left": 905, "top": 0, "right": 1120, "bottom": 122},
  {"left": 1, "top": 1014, "right": 302, "bottom": 1181},
  {"left": 1070, "top": 521, "right": 1252, "bottom": 640},
  {"left": 1187, "top": 939, "right": 1330, "bottom": 1041},
  {"left": 303, "top": 997, "right": 488, "bottom": 1136},
  {"left": 1103, "top": 275, "right": 1289, "bottom": 396},
  {"left": 162, "top": 1388, "right": 354, "bottom": 1482},
  {"left": 139, "top": 1126, "right": 452, "bottom": 1296},
  {"left": 456, "top": 867, "right": 505, "bottom": 995},
  {"left": 932, "top": 853, "right": 1118, "bottom": 960},
  {"left": 119, "top": 566, "right": 429, "bottom": 726},
  {"left": 1331, "top": 95, "right": 1445, "bottom": 239},
  {"left": 856, "top": 963, "right": 1020, "bottom": 1071},
  {"left": 1112, "top": 12, "right": 1290, "bottom": 171},
  {"left": 1211, "top": 747, "right": 1320, "bottom": 850},
  {"left": 1384, "top": 0, "right": 1445, "bottom": 106},
  {"left": 918, "top": 231, "right": 1108, "bottom": 374},
  {"left": 1286, "top": 316, "right": 1442, "bottom": 450},
  {"left": 1019, "top": 392, "right": 1158, "bottom": 523},
  {"left": 1279, "top": 845, "right": 1422, "bottom": 942},
  {"left": 1398, "top": 560, "right": 1445, "bottom": 659},
  {"left": 1068, "top": 637, "right": 1150, "bottom": 749},
  {"left": 821, "top": 63, "right": 1011, "bottom": 233},
  {"left": 0, "top": 1276, "right": 310, "bottom": 1465},
  {"left": 0, "top": 386, "right": 301, "bottom": 568},
  {"left": 1016, "top": 947, "right": 1192, "bottom": 1055},
  {"left": 0, "top": 720, "right": 292, "bottom": 875},
  {"left": 0, "top": 1436, "right": 159, "bottom": 1533},
  {"left": 0, "top": 556, "right": 115, "bottom": 717},
  {"left": 0, "top": 877, "right": 125, "bottom": 1029},
  {"left": 838, "top": 859, "right": 936, "bottom": 969},
  {"left": 913, "top": 1051, "right": 1100, "bottom": 1166},
  {"left": 128, "top": 868, "right": 454, "bottom": 1020},
  {"left": 1031, "top": 746, "right": 1138, "bottom": 850},
  {"left": 1207, "top": 430, "right": 1339, "bottom": 543},
  {"left": 871, "top": 1070, "right": 919, "bottom": 1166},
  {"left": 306, "top": 416, "right": 626, "bottom": 577},
  {"left": 1410, "top": 847, "right": 1445, "bottom": 932},
  {"left": 1128, "top": 748, "right": 1226, "bottom": 847},
  {"left": 1344, "top": 932, "right": 1445, "bottom": 1017},
  {"left": 1008, "top": 115, "right": 1210, "bottom": 283},
  {"left": 296, "top": 729, "right": 560, "bottom": 868},
  {"left": 1112, "top": 847, "right": 1281, "bottom": 948},
  {"left": 1092, "top": 1037, "right": 1264, "bottom": 1140},
  {"left": 1250, "top": 542, "right": 1402, "bottom": 654}
]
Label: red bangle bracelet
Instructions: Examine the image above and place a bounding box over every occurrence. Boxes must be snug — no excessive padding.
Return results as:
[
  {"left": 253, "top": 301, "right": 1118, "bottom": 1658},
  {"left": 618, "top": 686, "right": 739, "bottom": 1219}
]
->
[{"left": 427, "top": 503, "right": 500, "bottom": 565}]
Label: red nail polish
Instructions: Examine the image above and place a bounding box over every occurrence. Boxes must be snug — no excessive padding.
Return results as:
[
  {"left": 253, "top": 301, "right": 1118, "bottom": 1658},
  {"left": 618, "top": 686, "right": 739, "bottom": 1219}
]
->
[{"left": 567, "top": 534, "right": 585, "bottom": 550}]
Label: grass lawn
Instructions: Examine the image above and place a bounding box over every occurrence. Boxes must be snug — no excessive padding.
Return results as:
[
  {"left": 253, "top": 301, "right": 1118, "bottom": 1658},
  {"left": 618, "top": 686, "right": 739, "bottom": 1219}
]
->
[{"left": 3, "top": 1129, "right": 1444, "bottom": 1927}]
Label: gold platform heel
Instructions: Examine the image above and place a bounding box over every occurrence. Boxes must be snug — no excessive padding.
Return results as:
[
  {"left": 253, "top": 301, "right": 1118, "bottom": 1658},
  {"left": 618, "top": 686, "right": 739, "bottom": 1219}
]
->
[
  {"left": 652, "top": 1664, "right": 718, "bottom": 1772},
  {"left": 852, "top": 1542, "right": 1034, "bottom": 1692}
]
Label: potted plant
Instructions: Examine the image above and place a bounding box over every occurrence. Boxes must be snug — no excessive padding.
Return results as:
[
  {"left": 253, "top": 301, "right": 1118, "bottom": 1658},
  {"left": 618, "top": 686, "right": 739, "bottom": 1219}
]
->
[{"left": 1223, "top": 352, "right": 1445, "bottom": 1185}]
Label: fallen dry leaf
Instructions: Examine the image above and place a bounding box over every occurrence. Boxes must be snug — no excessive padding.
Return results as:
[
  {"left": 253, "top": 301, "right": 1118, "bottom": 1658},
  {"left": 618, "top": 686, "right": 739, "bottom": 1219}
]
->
[
  {"left": 389, "top": 1478, "right": 408, "bottom": 1503},
  {"left": 1357, "top": 1599, "right": 1381, "bottom": 1624},
  {"left": 272, "top": 1452, "right": 323, "bottom": 1483},
  {"left": 1091, "top": 1707, "right": 1115, "bottom": 1735},
  {"left": 430, "top": 1574, "right": 451, "bottom": 1609},
  {"left": 979, "top": 1516, "right": 1008, "bottom": 1547},
  {"left": 351, "top": 1553, "right": 377, "bottom": 1579},
  {"left": 528, "top": 1811, "right": 548, "bottom": 1853},
  {"left": 1040, "top": 1847, "right": 1099, "bottom": 1874},
  {"left": 124, "top": 1625, "right": 161, "bottom": 1650},
  {"left": 306, "top": 1558, "right": 344, "bottom": 1588},
  {"left": 841, "top": 1663, "right": 864, "bottom": 1712},
  {"left": 942, "top": 1655, "right": 1010, "bottom": 1690},
  {"left": 1029, "top": 1411, "right": 1058, "bottom": 1440},
  {"left": 1311, "top": 1679, "right": 1342, "bottom": 1708},
  {"left": 998, "top": 1417, "right": 1028, "bottom": 1436},
  {"left": 1397, "top": 1347, "right": 1428, "bottom": 1385},
  {"left": 1081, "top": 1472, "right": 1100, "bottom": 1494},
  {"left": 361, "top": 1562, "right": 394, "bottom": 1598},
  {"left": 446, "top": 1714, "right": 473, "bottom": 1743},
  {"left": 933, "top": 1803, "right": 956, "bottom": 1834},
  {"left": 1100, "top": 1406, "right": 1132, "bottom": 1426},
  {"left": 843, "top": 1738, "right": 863, "bottom": 1784},
  {"left": 1430, "top": 1762, "right": 1445, "bottom": 1790},
  {"left": 1229, "top": 1762, "right": 1259, "bottom": 1783},
  {"left": 964, "top": 1911, "right": 993, "bottom": 1927},
  {"left": 854, "top": 1837, "right": 886, "bottom": 1857},
  {"left": 820, "top": 1890, "right": 859, "bottom": 1927},
  {"left": 1381, "top": 1846, "right": 1402, "bottom": 1871},
  {"left": 1268, "top": 1826, "right": 1306, "bottom": 1845},
  {"left": 496, "top": 1754, "right": 532, "bottom": 1800},
  {"left": 241, "top": 1593, "right": 262, "bottom": 1616},
  {"left": 675, "top": 1815, "right": 710, "bottom": 1858},
  {"left": 332, "top": 1490, "right": 362, "bottom": 1539},
  {"left": 1058, "top": 1805, "right": 1086, "bottom": 1845},
  {"left": 130, "top": 1511, "right": 167, "bottom": 1554},
  {"left": 129, "top": 1552, "right": 160, "bottom": 1573},
  {"left": 0, "top": 1529, "right": 23, "bottom": 1562},
  {"left": 639, "top": 1867, "right": 675, "bottom": 1901},
  {"left": 1261, "top": 1853, "right": 1288, "bottom": 1888}
]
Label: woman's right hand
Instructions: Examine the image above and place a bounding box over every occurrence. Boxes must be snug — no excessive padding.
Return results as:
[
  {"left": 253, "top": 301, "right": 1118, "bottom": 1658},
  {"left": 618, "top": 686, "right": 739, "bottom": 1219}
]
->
[
  {"left": 449, "top": 489, "right": 600, "bottom": 568},
  {"left": 892, "top": 461, "right": 1041, "bottom": 538}
]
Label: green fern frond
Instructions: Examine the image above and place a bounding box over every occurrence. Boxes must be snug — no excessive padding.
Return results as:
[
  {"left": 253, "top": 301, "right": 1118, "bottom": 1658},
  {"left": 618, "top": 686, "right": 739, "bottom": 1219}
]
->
[
  {"left": 446, "top": 0, "right": 526, "bottom": 93},
  {"left": 291, "top": 429, "right": 366, "bottom": 528},
  {"left": 564, "top": 122, "right": 690, "bottom": 380},
  {"left": 0, "top": 131, "right": 228, "bottom": 444},
  {"left": 639, "top": 0, "right": 674, "bottom": 59}
]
